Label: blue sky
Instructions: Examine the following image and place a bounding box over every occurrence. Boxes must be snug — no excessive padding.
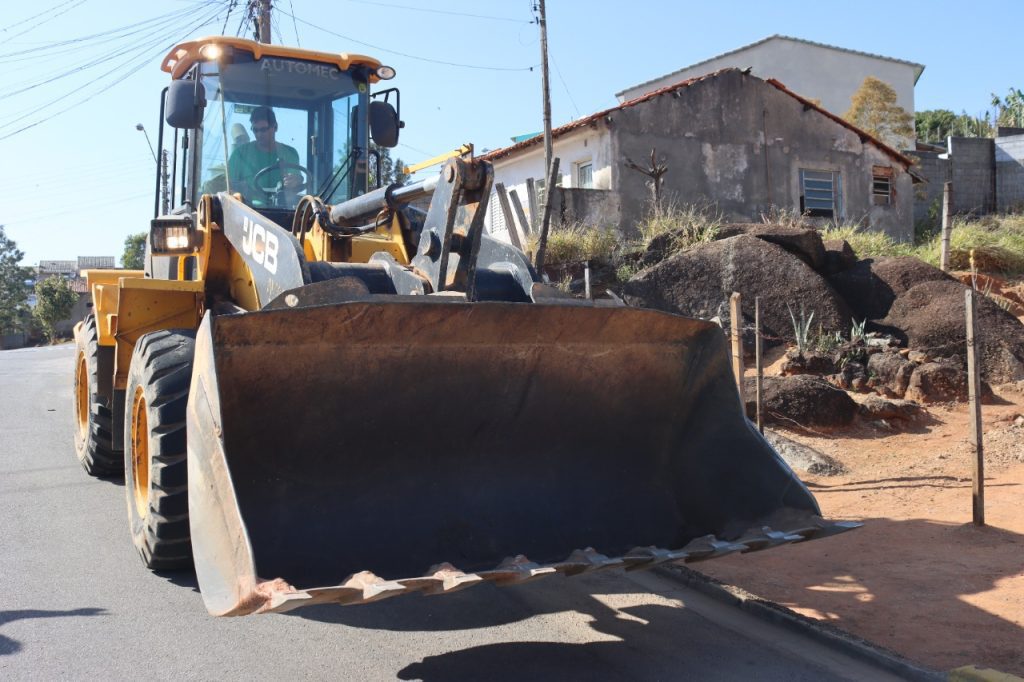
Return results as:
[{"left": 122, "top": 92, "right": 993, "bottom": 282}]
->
[{"left": 1, "top": 0, "right": 1020, "bottom": 265}]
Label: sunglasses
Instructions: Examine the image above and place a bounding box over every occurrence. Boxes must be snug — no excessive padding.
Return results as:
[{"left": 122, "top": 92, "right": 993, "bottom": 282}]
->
[{"left": 251, "top": 125, "right": 272, "bottom": 134}]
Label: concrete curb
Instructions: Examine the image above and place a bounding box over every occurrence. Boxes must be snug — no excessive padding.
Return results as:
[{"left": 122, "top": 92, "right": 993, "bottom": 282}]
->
[{"left": 657, "top": 564, "right": 945, "bottom": 682}]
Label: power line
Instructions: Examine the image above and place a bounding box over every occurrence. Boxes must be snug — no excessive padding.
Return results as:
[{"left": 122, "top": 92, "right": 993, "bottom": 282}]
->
[
  {"left": 221, "top": 0, "right": 239, "bottom": 35},
  {"left": 342, "top": 0, "right": 529, "bottom": 24},
  {"left": 0, "top": 0, "right": 86, "bottom": 39},
  {"left": 287, "top": 0, "right": 300, "bottom": 46},
  {"left": 282, "top": 9, "right": 537, "bottom": 72},
  {"left": 551, "top": 56, "right": 580, "bottom": 119}
]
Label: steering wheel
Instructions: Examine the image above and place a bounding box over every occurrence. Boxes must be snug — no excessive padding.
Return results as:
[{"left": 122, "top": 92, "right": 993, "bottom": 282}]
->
[{"left": 252, "top": 162, "right": 310, "bottom": 202}]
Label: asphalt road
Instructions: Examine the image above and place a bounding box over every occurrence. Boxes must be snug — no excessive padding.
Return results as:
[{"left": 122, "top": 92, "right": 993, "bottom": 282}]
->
[{"left": 1, "top": 344, "right": 906, "bottom": 681}]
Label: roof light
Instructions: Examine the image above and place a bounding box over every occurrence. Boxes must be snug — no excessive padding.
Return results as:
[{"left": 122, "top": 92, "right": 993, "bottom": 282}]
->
[
  {"left": 376, "top": 65, "right": 396, "bottom": 80},
  {"left": 200, "top": 44, "right": 223, "bottom": 60}
]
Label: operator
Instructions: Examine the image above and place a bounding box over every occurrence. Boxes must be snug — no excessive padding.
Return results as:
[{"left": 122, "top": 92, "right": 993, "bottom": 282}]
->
[{"left": 227, "top": 106, "right": 302, "bottom": 202}]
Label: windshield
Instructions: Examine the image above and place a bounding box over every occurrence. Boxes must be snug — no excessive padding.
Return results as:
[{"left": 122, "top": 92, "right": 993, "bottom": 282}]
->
[{"left": 195, "top": 54, "right": 369, "bottom": 210}]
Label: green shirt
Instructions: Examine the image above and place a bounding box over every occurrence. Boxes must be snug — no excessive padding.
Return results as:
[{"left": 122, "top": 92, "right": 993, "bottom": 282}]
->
[{"left": 227, "top": 141, "right": 300, "bottom": 196}]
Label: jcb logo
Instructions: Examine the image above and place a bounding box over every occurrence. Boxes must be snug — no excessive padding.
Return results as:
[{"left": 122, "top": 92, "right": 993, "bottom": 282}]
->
[{"left": 241, "top": 216, "right": 279, "bottom": 274}]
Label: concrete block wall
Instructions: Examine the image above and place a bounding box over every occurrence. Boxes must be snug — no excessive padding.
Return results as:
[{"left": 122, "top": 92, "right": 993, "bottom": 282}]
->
[
  {"left": 908, "top": 151, "right": 950, "bottom": 228},
  {"left": 995, "top": 134, "right": 1024, "bottom": 212},
  {"left": 947, "top": 137, "right": 995, "bottom": 214}
]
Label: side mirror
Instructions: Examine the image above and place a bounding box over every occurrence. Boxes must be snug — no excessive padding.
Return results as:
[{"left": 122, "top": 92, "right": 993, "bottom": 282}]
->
[
  {"left": 369, "top": 101, "right": 400, "bottom": 148},
  {"left": 165, "top": 80, "right": 206, "bottom": 129}
]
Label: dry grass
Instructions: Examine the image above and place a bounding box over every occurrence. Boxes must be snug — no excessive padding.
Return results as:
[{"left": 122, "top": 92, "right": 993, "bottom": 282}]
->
[
  {"left": 527, "top": 221, "right": 619, "bottom": 265},
  {"left": 636, "top": 200, "right": 722, "bottom": 252}
]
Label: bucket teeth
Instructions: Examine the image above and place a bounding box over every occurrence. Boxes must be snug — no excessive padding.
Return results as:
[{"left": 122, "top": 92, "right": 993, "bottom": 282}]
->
[
  {"left": 681, "top": 535, "right": 748, "bottom": 563},
  {"left": 553, "top": 547, "right": 624, "bottom": 576},
  {"left": 737, "top": 526, "right": 805, "bottom": 552},
  {"left": 301, "top": 571, "right": 407, "bottom": 607},
  {"left": 477, "top": 555, "right": 557, "bottom": 585},
  {"left": 623, "top": 546, "right": 691, "bottom": 571},
  {"left": 398, "top": 563, "right": 483, "bottom": 595}
]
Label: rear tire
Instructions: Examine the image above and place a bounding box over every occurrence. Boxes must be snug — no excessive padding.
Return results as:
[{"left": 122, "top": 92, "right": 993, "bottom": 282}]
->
[
  {"left": 73, "top": 314, "right": 119, "bottom": 476},
  {"left": 124, "top": 329, "right": 196, "bottom": 570}
]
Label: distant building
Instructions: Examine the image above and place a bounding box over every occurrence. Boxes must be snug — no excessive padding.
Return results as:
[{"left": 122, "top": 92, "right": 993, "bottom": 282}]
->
[
  {"left": 484, "top": 69, "right": 919, "bottom": 244},
  {"left": 616, "top": 35, "right": 924, "bottom": 150}
]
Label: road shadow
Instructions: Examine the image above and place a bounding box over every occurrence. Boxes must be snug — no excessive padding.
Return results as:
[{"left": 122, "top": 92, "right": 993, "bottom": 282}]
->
[
  {"left": 0, "top": 608, "right": 105, "bottom": 656},
  {"left": 694, "top": 517, "right": 1024, "bottom": 674}
]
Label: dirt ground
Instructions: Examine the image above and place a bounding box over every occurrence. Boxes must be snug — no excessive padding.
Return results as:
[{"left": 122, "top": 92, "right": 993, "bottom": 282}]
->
[{"left": 697, "top": 378, "right": 1024, "bottom": 675}]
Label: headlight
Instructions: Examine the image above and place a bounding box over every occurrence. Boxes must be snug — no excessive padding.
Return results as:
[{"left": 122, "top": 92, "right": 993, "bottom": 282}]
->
[
  {"left": 375, "top": 65, "right": 396, "bottom": 80},
  {"left": 150, "top": 216, "right": 201, "bottom": 255}
]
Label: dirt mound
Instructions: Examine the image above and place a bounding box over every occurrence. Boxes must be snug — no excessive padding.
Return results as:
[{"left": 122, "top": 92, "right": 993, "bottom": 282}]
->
[
  {"left": 822, "top": 239, "right": 857, "bottom": 275},
  {"left": 878, "top": 279, "right": 1024, "bottom": 383},
  {"left": 716, "top": 223, "right": 826, "bottom": 271},
  {"left": 828, "top": 256, "right": 954, "bottom": 321},
  {"left": 624, "top": 235, "right": 851, "bottom": 342}
]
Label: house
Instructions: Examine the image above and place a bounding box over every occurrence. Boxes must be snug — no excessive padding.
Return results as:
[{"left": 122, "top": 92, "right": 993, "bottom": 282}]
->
[
  {"left": 482, "top": 69, "right": 918, "bottom": 245},
  {"left": 616, "top": 35, "right": 924, "bottom": 150}
]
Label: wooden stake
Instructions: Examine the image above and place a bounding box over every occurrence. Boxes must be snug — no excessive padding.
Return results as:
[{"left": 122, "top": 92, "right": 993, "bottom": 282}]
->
[
  {"left": 493, "top": 183, "right": 524, "bottom": 250},
  {"left": 509, "top": 189, "right": 532, "bottom": 237},
  {"left": 534, "top": 157, "right": 561, "bottom": 272},
  {"left": 940, "top": 182, "right": 953, "bottom": 272},
  {"left": 730, "top": 292, "right": 744, "bottom": 403},
  {"left": 526, "top": 178, "right": 539, "bottom": 232},
  {"left": 755, "top": 296, "right": 764, "bottom": 433},
  {"left": 965, "top": 289, "right": 985, "bottom": 526}
]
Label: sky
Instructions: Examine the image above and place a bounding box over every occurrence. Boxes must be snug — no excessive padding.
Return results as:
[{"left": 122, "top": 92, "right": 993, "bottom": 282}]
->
[{"left": 1, "top": 0, "right": 1021, "bottom": 266}]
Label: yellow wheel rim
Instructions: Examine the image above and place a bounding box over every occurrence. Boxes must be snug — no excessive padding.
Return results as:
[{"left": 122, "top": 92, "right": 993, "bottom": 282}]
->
[
  {"left": 75, "top": 353, "right": 89, "bottom": 439},
  {"left": 130, "top": 386, "right": 150, "bottom": 518}
]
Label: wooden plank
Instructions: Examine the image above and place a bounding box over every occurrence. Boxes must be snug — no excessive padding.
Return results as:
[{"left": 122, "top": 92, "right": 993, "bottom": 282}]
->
[
  {"left": 730, "top": 292, "right": 744, "bottom": 403},
  {"left": 493, "top": 183, "right": 523, "bottom": 250},
  {"left": 965, "top": 288, "right": 985, "bottom": 526},
  {"left": 940, "top": 182, "right": 953, "bottom": 272},
  {"left": 534, "top": 157, "right": 561, "bottom": 272},
  {"left": 526, "top": 178, "right": 539, "bottom": 233},
  {"left": 509, "top": 190, "right": 532, "bottom": 238}
]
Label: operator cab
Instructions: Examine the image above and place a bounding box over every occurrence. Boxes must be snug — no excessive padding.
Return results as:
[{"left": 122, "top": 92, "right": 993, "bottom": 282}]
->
[{"left": 157, "top": 37, "right": 400, "bottom": 228}]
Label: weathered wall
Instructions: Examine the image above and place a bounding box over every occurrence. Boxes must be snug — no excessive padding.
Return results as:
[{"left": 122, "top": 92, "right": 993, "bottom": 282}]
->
[
  {"left": 948, "top": 137, "right": 996, "bottom": 214},
  {"left": 611, "top": 70, "right": 914, "bottom": 240},
  {"left": 907, "top": 150, "right": 950, "bottom": 227},
  {"left": 617, "top": 37, "right": 921, "bottom": 150},
  {"left": 996, "top": 133, "right": 1024, "bottom": 212},
  {"left": 548, "top": 188, "right": 621, "bottom": 228}
]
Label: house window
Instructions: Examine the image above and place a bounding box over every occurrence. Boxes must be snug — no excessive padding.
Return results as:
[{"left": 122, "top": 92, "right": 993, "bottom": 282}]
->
[
  {"left": 872, "top": 166, "right": 893, "bottom": 206},
  {"left": 576, "top": 161, "right": 593, "bottom": 188},
  {"left": 799, "top": 169, "right": 842, "bottom": 219}
]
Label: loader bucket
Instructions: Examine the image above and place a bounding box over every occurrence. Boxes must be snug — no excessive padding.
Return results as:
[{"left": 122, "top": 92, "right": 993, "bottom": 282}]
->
[{"left": 186, "top": 301, "right": 857, "bottom": 616}]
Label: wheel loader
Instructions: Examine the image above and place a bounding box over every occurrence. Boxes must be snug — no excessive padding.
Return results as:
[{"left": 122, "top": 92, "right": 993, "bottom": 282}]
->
[{"left": 72, "top": 36, "right": 857, "bottom": 616}]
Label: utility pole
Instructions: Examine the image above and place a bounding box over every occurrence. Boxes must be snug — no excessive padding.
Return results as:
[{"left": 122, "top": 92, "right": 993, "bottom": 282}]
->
[
  {"left": 536, "top": 0, "right": 552, "bottom": 183},
  {"left": 257, "top": 0, "right": 272, "bottom": 44}
]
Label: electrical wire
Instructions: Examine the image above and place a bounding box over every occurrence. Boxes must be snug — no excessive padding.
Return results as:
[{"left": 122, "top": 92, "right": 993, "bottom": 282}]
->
[
  {"left": 287, "top": 0, "right": 300, "bottom": 46},
  {"left": 342, "top": 0, "right": 529, "bottom": 24},
  {"left": 281, "top": 9, "right": 537, "bottom": 72},
  {"left": 551, "top": 56, "right": 580, "bottom": 119},
  {"left": 221, "top": 0, "right": 238, "bottom": 35},
  {"left": 0, "top": 0, "right": 88, "bottom": 42}
]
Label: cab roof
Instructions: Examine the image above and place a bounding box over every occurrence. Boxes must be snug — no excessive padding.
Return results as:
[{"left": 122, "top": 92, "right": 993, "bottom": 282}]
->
[{"left": 161, "top": 36, "right": 384, "bottom": 81}]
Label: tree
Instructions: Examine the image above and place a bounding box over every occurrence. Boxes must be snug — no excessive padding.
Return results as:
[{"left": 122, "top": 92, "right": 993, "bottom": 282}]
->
[
  {"left": 0, "top": 226, "right": 32, "bottom": 335},
  {"left": 915, "top": 109, "right": 957, "bottom": 143},
  {"left": 122, "top": 232, "right": 147, "bottom": 269},
  {"left": 843, "top": 76, "right": 914, "bottom": 149},
  {"left": 369, "top": 144, "right": 409, "bottom": 187},
  {"left": 33, "top": 275, "right": 78, "bottom": 342},
  {"left": 992, "top": 87, "right": 1024, "bottom": 128}
]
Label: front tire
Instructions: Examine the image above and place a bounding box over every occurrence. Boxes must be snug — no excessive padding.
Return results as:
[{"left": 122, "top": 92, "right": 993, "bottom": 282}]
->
[
  {"left": 124, "top": 329, "right": 196, "bottom": 570},
  {"left": 73, "top": 314, "right": 118, "bottom": 476}
]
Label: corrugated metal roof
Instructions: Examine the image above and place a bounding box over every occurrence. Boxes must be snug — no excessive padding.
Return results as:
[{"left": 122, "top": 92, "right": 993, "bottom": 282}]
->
[
  {"left": 482, "top": 69, "right": 914, "bottom": 171},
  {"left": 615, "top": 35, "right": 926, "bottom": 99}
]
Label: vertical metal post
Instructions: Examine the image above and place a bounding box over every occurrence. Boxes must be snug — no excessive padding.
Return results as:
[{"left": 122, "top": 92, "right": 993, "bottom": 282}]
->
[
  {"left": 965, "top": 289, "right": 985, "bottom": 526},
  {"left": 161, "top": 149, "right": 170, "bottom": 215},
  {"left": 730, "top": 292, "right": 744, "bottom": 403},
  {"left": 755, "top": 296, "right": 764, "bottom": 433},
  {"left": 584, "top": 262, "right": 591, "bottom": 300},
  {"left": 940, "top": 182, "right": 953, "bottom": 272}
]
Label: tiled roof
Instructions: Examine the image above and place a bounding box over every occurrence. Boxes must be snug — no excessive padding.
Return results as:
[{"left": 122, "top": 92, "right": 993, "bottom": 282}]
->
[
  {"left": 615, "top": 35, "right": 925, "bottom": 99},
  {"left": 482, "top": 69, "right": 914, "bottom": 171}
]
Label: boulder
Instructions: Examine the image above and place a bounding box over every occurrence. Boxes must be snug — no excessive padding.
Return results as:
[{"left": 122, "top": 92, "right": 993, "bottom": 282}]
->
[
  {"left": 625, "top": 235, "right": 851, "bottom": 343},
  {"left": 716, "top": 223, "right": 827, "bottom": 271},
  {"left": 828, "top": 256, "right": 954, "bottom": 321},
  {"left": 906, "top": 359, "right": 968, "bottom": 403},
  {"left": 858, "top": 395, "right": 925, "bottom": 422},
  {"left": 745, "top": 375, "right": 858, "bottom": 429},
  {"left": 823, "top": 239, "right": 857, "bottom": 275},
  {"left": 763, "top": 430, "right": 845, "bottom": 476},
  {"left": 780, "top": 350, "right": 836, "bottom": 376},
  {"left": 879, "top": 279, "right": 1024, "bottom": 383},
  {"left": 867, "top": 350, "right": 916, "bottom": 397}
]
